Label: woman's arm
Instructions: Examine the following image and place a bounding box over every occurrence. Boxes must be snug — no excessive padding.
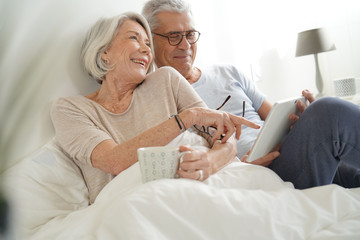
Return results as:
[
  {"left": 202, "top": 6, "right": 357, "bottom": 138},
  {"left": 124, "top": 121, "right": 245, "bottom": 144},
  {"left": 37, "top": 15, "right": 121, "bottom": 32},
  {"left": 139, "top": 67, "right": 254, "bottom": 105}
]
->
[
  {"left": 91, "top": 107, "right": 259, "bottom": 175},
  {"left": 206, "top": 137, "right": 237, "bottom": 174},
  {"left": 91, "top": 112, "right": 185, "bottom": 175}
]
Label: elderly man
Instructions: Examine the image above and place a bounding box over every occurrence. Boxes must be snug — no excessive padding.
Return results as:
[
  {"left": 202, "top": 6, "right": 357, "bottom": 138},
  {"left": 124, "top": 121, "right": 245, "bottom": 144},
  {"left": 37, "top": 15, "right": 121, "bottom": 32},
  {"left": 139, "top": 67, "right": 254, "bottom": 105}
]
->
[
  {"left": 142, "top": 0, "right": 360, "bottom": 188},
  {"left": 142, "top": 0, "right": 277, "bottom": 164},
  {"left": 142, "top": 1, "right": 250, "bottom": 176}
]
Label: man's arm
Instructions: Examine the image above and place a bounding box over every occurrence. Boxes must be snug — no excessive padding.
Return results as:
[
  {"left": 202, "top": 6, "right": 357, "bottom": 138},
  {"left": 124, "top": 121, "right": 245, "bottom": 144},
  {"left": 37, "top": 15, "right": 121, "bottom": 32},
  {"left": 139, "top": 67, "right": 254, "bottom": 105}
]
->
[{"left": 257, "top": 99, "right": 272, "bottom": 120}]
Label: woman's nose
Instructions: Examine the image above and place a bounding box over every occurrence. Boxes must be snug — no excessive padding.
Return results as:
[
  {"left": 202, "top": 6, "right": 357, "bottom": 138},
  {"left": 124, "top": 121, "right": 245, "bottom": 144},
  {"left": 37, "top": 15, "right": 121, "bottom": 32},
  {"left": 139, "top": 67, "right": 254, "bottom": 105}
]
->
[{"left": 140, "top": 42, "right": 151, "bottom": 54}]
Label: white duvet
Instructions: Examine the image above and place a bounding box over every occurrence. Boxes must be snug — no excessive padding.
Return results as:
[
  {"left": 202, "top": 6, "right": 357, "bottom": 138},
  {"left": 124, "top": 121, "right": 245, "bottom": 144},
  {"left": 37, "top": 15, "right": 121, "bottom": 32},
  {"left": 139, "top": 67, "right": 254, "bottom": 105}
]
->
[{"left": 3, "top": 133, "right": 360, "bottom": 240}]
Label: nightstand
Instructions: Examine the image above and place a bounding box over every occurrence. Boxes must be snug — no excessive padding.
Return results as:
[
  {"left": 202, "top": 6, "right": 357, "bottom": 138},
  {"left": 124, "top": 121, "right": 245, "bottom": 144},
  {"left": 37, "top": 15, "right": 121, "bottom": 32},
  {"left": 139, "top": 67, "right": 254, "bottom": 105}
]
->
[{"left": 336, "top": 94, "right": 360, "bottom": 106}]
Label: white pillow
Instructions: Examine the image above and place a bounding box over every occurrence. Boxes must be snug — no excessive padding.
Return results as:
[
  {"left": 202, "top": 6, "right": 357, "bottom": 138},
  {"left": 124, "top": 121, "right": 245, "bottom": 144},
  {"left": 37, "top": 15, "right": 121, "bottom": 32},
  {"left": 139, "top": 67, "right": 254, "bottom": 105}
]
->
[{"left": 2, "top": 138, "right": 89, "bottom": 236}]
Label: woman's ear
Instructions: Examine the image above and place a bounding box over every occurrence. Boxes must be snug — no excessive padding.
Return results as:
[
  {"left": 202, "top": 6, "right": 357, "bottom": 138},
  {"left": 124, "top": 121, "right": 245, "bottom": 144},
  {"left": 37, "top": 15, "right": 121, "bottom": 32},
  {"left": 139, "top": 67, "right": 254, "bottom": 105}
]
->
[
  {"left": 101, "top": 50, "right": 108, "bottom": 60},
  {"left": 101, "top": 51, "right": 109, "bottom": 64}
]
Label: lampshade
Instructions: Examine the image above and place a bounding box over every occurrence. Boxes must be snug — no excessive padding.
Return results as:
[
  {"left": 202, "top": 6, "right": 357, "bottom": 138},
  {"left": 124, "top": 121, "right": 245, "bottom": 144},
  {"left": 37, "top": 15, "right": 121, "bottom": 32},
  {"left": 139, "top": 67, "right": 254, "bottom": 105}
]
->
[{"left": 295, "top": 28, "right": 336, "bottom": 57}]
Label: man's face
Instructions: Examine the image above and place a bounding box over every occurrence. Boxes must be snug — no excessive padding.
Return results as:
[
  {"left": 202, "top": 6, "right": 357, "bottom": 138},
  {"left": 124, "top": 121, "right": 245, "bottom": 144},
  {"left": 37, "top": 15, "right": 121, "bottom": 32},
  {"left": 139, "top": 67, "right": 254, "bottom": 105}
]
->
[{"left": 152, "top": 11, "right": 197, "bottom": 79}]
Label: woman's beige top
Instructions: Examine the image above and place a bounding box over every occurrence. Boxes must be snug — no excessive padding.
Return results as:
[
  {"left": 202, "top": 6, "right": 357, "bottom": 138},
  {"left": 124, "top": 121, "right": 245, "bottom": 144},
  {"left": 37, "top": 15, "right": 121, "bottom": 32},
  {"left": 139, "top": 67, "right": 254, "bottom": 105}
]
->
[{"left": 51, "top": 67, "right": 206, "bottom": 204}]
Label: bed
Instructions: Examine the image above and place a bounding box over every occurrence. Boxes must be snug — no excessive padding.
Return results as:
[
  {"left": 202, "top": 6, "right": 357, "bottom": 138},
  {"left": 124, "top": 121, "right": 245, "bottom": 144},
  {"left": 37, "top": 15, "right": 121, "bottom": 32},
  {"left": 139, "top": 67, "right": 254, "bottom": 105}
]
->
[
  {"left": 1, "top": 1, "right": 360, "bottom": 239},
  {"left": 3, "top": 131, "right": 360, "bottom": 239}
]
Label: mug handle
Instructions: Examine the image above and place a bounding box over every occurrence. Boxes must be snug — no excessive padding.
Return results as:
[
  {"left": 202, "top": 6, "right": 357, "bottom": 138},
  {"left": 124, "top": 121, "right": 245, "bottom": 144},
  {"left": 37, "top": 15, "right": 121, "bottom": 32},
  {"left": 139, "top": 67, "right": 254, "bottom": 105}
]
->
[
  {"left": 179, "top": 150, "right": 191, "bottom": 163},
  {"left": 178, "top": 151, "right": 192, "bottom": 172}
]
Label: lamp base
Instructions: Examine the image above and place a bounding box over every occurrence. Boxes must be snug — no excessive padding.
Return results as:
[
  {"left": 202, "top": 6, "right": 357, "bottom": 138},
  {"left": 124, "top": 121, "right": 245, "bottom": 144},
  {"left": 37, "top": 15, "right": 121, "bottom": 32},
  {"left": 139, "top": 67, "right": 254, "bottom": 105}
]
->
[
  {"left": 314, "top": 54, "right": 324, "bottom": 99},
  {"left": 316, "top": 92, "right": 325, "bottom": 99}
]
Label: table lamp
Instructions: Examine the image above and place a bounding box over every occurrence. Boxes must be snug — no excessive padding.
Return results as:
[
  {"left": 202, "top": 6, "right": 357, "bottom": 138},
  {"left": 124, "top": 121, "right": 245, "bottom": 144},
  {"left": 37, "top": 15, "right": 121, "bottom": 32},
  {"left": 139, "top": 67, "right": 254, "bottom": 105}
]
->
[{"left": 295, "top": 28, "right": 336, "bottom": 97}]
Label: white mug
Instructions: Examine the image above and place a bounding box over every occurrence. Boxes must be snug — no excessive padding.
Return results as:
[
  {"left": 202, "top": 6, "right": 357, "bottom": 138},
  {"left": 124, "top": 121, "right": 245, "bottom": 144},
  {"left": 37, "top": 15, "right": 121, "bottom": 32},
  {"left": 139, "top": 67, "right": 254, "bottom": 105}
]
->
[{"left": 137, "top": 146, "right": 188, "bottom": 183}]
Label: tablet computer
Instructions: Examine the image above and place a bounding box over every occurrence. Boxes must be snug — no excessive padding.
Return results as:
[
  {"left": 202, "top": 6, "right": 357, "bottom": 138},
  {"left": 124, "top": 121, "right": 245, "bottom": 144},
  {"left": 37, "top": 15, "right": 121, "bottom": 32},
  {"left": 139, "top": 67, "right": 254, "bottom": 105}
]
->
[{"left": 246, "top": 96, "right": 305, "bottom": 162}]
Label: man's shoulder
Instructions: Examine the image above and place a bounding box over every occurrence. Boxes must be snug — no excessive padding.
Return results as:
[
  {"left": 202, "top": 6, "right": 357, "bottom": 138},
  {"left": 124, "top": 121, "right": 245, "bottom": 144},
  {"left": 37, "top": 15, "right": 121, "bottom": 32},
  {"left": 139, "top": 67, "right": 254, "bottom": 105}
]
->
[
  {"left": 201, "top": 64, "right": 242, "bottom": 75},
  {"left": 200, "top": 64, "right": 247, "bottom": 81},
  {"left": 201, "top": 63, "right": 232, "bottom": 71}
]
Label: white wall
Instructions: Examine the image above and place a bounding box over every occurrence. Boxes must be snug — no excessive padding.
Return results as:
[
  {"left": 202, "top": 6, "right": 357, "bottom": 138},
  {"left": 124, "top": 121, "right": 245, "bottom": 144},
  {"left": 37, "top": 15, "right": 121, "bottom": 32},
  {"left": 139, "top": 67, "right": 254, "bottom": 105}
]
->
[
  {"left": 1, "top": 0, "right": 360, "bottom": 169},
  {"left": 192, "top": 0, "right": 360, "bottom": 102},
  {"left": 0, "top": 0, "right": 146, "bottom": 170}
]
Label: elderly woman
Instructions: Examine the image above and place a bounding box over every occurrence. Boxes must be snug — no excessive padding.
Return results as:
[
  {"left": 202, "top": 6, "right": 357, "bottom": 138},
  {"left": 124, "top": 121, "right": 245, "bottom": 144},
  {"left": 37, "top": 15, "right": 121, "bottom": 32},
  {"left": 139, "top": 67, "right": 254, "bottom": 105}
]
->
[{"left": 51, "top": 12, "right": 259, "bottom": 204}]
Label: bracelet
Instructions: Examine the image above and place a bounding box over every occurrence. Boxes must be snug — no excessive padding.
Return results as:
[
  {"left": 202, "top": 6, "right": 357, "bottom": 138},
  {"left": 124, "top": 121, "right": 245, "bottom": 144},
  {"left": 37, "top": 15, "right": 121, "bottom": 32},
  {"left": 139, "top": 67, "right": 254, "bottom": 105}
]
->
[{"left": 170, "top": 114, "right": 186, "bottom": 133}]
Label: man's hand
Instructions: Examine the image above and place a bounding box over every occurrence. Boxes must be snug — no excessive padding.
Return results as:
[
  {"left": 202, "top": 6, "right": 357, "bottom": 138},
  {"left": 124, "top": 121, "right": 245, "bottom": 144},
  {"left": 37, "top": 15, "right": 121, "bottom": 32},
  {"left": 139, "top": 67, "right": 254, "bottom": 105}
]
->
[
  {"left": 289, "top": 89, "right": 315, "bottom": 125},
  {"left": 241, "top": 144, "right": 281, "bottom": 167},
  {"left": 241, "top": 150, "right": 280, "bottom": 167}
]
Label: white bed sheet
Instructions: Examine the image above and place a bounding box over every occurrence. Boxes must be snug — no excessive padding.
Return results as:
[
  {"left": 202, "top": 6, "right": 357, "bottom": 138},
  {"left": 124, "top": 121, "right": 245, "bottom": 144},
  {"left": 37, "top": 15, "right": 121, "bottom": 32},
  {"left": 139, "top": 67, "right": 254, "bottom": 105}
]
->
[{"left": 3, "top": 134, "right": 360, "bottom": 240}]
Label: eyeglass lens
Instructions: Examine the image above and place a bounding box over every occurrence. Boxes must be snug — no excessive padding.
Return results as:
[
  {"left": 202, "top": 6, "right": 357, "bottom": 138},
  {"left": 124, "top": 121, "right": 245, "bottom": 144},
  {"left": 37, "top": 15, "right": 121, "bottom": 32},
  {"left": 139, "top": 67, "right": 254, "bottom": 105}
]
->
[{"left": 168, "top": 31, "right": 200, "bottom": 45}]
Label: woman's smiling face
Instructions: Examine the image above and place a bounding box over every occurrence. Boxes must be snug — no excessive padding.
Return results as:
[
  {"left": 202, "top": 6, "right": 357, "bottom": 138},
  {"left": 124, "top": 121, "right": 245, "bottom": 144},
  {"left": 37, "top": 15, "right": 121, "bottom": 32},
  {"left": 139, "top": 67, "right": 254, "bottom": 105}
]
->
[{"left": 102, "top": 19, "right": 152, "bottom": 84}]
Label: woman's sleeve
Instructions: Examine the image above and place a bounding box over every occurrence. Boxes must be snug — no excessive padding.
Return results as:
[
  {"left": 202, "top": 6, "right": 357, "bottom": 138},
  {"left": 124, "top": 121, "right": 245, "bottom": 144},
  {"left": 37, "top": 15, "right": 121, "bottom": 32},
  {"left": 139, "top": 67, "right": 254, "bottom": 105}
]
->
[
  {"left": 165, "top": 67, "right": 215, "bottom": 145},
  {"left": 50, "top": 98, "right": 111, "bottom": 166},
  {"left": 167, "top": 67, "right": 207, "bottom": 112}
]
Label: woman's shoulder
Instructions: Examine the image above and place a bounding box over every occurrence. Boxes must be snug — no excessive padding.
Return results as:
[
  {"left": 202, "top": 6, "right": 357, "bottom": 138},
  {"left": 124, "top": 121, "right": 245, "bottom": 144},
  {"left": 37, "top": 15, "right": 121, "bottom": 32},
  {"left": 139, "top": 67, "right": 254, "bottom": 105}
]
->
[
  {"left": 147, "top": 66, "right": 182, "bottom": 78},
  {"left": 50, "top": 95, "right": 105, "bottom": 124},
  {"left": 51, "top": 96, "right": 94, "bottom": 114},
  {"left": 52, "top": 95, "right": 87, "bottom": 107},
  {"left": 144, "top": 66, "right": 185, "bottom": 86}
]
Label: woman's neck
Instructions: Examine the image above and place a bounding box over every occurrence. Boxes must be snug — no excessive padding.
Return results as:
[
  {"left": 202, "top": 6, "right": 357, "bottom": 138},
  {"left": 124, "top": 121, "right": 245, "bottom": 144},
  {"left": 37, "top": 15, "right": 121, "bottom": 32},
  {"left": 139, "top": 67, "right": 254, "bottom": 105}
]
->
[{"left": 87, "top": 77, "right": 137, "bottom": 114}]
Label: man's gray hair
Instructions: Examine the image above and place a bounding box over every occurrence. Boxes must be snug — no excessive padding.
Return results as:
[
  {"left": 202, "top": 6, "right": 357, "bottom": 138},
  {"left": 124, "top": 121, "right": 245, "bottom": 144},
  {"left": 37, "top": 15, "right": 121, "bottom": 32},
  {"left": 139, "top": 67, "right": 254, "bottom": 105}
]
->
[
  {"left": 80, "top": 12, "right": 155, "bottom": 84},
  {"left": 142, "top": 0, "right": 192, "bottom": 31}
]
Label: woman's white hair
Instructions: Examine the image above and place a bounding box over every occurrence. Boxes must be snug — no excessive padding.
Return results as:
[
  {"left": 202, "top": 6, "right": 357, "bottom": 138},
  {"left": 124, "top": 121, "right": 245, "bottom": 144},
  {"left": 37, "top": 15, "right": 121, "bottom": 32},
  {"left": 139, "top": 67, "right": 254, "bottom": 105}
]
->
[
  {"left": 81, "top": 12, "right": 155, "bottom": 84},
  {"left": 142, "top": 0, "right": 192, "bottom": 31}
]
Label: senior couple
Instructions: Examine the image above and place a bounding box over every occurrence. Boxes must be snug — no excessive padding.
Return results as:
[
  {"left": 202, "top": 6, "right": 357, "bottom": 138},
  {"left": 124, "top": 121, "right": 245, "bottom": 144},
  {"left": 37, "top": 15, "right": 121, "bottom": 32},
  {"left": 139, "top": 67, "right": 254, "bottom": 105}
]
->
[{"left": 51, "top": 0, "right": 360, "bottom": 204}]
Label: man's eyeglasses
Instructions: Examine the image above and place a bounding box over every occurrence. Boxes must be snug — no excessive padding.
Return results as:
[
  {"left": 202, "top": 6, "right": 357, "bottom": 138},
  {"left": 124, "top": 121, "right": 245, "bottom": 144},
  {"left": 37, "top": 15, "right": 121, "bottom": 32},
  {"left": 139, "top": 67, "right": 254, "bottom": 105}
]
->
[
  {"left": 152, "top": 30, "right": 201, "bottom": 46},
  {"left": 194, "top": 95, "right": 232, "bottom": 138}
]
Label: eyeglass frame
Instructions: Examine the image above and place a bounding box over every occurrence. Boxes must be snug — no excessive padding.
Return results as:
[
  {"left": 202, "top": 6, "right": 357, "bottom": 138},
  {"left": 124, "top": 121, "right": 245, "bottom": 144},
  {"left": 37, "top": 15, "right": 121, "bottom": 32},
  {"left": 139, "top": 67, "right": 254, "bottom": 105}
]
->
[
  {"left": 152, "top": 30, "right": 201, "bottom": 46},
  {"left": 193, "top": 95, "right": 233, "bottom": 138}
]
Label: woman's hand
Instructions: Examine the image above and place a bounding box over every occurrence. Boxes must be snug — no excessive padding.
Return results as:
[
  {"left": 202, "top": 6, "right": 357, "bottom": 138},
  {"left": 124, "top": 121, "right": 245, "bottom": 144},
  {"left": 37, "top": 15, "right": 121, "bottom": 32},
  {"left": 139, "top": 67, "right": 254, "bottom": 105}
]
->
[
  {"left": 289, "top": 89, "right": 315, "bottom": 125},
  {"left": 181, "top": 107, "right": 260, "bottom": 143},
  {"left": 176, "top": 145, "right": 210, "bottom": 181}
]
